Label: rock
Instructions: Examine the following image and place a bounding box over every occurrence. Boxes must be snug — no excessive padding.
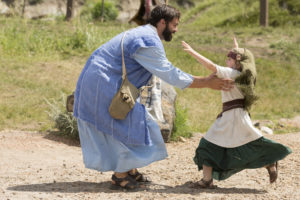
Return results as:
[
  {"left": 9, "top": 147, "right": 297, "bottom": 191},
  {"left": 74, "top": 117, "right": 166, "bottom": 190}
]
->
[
  {"left": 160, "top": 80, "right": 177, "bottom": 142},
  {"left": 178, "top": 136, "right": 186, "bottom": 142},
  {"left": 0, "top": 1, "right": 10, "bottom": 15},
  {"left": 261, "top": 126, "right": 273, "bottom": 135},
  {"left": 253, "top": 120, "right": 274, "bottom": 128},
  {"left": 1, "top": 0, "right": 84, "bottom": 19},
  {"left": 253, "top": 121, "right": 260, "bottom": 127},
  {"left": 23, "top": 0, "right": 68, "bottom": 19},
  {"left": 279, "top": 116, "right": 300, "bottom": 129},
  {"left": 140, "top": 77, "right": 177, "bottom": 143},
  {"left": 116, "top": 0, "right": 140, "bottom": 23},
  {"left": 278, "top": 123, "right": 285, "bottom": 128}
]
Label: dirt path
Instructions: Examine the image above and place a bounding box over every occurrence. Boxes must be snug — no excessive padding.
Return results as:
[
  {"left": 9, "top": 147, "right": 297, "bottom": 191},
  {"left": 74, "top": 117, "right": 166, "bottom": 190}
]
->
[{"left": 0, "top": 130, "right": 299, "bottom": 200}]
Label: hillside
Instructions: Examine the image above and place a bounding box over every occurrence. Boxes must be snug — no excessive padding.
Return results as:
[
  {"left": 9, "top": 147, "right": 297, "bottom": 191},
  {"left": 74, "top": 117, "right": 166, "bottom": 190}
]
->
[{"left": 0, "top": 0, "right": 299, "bottom": 134}]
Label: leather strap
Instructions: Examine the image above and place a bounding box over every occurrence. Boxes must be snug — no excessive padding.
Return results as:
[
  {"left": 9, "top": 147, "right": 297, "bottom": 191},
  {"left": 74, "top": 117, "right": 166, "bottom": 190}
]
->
[
  {"left": 120, "top": 31, "right": 153, "bottom": 92},
  {"left": 120, "top": 32, "right": 128, "bottom": 80},
  {"left": 217, "top": 99, "right": 245, "bottom": 118}
]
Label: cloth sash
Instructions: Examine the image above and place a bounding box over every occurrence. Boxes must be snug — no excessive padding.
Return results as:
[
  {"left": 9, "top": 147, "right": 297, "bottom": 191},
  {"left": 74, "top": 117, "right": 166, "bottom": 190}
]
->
[{"left": 217, "top": 99, "right": 245, "bottom": 119}]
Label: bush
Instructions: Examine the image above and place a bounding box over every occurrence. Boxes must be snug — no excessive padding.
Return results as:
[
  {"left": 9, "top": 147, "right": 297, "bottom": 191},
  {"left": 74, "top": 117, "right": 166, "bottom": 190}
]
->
[
  {"left": 278, "top": 0, "right": 300, "bottom": 15},
  {"left": 45, "top": 94, "right": 79, "bottom": 140},
  {"left": 69, "top": 30, "right": 87, "bottom": 49},
  {"left": 28, "top": 0, "right": 43, "bottom": 5},
  {"left": 91, "top": 1, "right": 118, "bottom": 21}
]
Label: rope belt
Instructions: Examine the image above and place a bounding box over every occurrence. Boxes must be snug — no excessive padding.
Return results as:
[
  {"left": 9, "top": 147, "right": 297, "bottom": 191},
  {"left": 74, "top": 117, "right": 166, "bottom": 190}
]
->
[{"left": 217, "top": 99, "right": 245, "bottom": 119}]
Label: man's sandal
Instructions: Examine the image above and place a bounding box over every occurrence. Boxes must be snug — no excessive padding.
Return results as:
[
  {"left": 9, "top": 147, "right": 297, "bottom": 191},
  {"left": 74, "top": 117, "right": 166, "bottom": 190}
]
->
[
  {"left": 190, "top": 178, "right": 217, "bottom": 189},
  {"left": 266, "top": 161, "right": 278, "bottom": 183},
  {"left": 110, "top": 174, "right": 139, "bottom": 190},
  {"left": 129, "top": 170, "right": 152, "bottom": 183}
]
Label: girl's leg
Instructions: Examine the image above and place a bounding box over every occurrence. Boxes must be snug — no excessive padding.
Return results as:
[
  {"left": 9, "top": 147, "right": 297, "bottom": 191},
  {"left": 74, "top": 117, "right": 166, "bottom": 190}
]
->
[
  {"left": 191, "top": 165, "right": 215, "bottom": 188},
  {"left": 203, "top": 165, "right": 213, "bottom": 181},
  {"left": 266, "top": 162, "right": 278, "bottom": 183}
]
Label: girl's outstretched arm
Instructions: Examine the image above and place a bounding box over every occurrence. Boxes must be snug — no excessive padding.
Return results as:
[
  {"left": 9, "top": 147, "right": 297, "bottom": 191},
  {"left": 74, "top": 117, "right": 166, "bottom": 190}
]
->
[
  {"left": 182, "top": 41, "right": 217, "bottom": 73},
  {"left": 233, "top": 36, "right": 239, "bottom": 48}
]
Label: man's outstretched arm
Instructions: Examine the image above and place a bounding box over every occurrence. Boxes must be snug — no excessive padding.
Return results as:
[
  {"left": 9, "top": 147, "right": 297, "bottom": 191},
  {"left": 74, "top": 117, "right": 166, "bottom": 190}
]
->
[{"left": 189, "top": 73, "right": 234, "bottom": 91}]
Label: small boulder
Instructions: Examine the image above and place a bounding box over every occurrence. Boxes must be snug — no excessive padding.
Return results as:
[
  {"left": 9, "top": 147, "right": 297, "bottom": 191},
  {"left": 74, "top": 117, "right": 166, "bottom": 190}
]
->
[{"left": 260, "top": 126, "right": 273, "bottom": 135}]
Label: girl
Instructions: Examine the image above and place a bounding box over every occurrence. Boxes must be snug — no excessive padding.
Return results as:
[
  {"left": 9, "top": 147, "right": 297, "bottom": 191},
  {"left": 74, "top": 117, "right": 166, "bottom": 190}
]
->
[{"left": 182, "top": 38, "right": 292, "bottom": 188}]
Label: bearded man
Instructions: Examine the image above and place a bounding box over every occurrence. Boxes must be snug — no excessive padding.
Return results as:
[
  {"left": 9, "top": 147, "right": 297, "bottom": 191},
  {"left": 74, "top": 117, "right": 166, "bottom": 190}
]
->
[{"left": 73, "top": 5, "right": 233, "bottom": 190}]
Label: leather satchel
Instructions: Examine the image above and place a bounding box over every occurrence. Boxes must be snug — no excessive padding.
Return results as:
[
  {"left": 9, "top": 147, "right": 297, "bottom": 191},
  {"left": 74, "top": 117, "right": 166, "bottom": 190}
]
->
[{"left": 109, "top": 32, "right": 140, "bottom": 120}]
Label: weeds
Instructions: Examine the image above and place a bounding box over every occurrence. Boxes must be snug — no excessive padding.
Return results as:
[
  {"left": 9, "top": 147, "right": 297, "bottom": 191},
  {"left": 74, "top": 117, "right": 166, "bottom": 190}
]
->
[
  {"left": 172, "top": 104, "right": 192, "bottom": 141},
  {"left": 45, "top": 94, "right": 79, "bottom": 140}
]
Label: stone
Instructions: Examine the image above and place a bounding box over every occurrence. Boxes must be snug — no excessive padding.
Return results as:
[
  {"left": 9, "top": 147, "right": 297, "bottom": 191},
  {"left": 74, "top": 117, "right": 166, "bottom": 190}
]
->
[
  {"left": 158, "top": 80, "right": 177, "bottom": 142},
  {"left": 140, "top": 77, "right": 177, "bottom": 143},
  {"left": 279, "top": 116, "right": 300, "bottom": 129},
  {"left": 0, "top": 1, "right": 10, "bottom": 15},
  {"left": 116, "top": 0, "right": 140, "bottom": 23},
  {"left": 1, "top": 0, "right": 84, "bottom": 19},
  {"left": 178, "top": 136, "right": 186, "bottom": 142},
  {"left": 253, "top": 121, "right": 260, "bottom": 127},
  {"left": 260, "top": 126, "right": 273, "bottom": 135}
]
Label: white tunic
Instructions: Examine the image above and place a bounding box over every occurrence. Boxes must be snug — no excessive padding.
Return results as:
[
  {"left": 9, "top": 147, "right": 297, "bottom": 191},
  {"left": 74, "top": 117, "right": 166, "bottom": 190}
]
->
[{"left": 204, "top": 65, "right": 262, "bottom": 148}]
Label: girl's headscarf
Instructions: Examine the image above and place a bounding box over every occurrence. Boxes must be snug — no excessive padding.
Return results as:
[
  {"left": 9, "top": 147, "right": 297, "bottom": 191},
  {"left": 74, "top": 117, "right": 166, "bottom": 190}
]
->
[{"left": 229, "top": 48, "right": 259, "bottom": 111}]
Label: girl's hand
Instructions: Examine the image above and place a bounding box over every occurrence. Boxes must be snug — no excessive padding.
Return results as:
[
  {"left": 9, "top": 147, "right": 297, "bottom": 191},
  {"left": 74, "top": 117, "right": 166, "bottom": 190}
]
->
[
  {"left": 233, "top": 36, "right": 239, "bottom": 48},
  {"left": 181, "top": 41, "right": 194, "bottom": 53}
]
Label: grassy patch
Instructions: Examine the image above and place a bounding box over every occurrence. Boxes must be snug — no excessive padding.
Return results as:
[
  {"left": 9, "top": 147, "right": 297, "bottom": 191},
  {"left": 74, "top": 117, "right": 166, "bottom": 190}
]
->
[
  {"left": 171, "top": 104, "right": 193, "bottom": 141},
  {"left": 0, "top": 0, "right": 299, "bottom": 135}
]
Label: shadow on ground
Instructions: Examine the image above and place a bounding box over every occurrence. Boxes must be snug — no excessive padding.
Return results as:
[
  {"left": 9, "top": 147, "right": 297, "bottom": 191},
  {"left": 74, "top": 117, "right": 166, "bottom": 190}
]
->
[
  {"left": 8, "top": 181, "right": 267, "bottom": 194},
  {"left": 43, "top": 131, "right": 80, "bottom": 147}
]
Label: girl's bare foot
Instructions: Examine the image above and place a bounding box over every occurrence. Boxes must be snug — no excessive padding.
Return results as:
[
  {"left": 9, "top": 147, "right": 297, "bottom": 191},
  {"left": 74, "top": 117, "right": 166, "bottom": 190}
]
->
[
  {"left": 190, "top": 178, "right": 217, "bottom": 189},
  {"left": 266, "top": 162, "right": 278, "bottom": 183}
]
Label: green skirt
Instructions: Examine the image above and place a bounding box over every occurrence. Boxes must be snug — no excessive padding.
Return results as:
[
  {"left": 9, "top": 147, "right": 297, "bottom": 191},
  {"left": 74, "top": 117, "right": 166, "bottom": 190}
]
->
[{"left": 193, "top": 137, "right": 292, "bottom": 181}]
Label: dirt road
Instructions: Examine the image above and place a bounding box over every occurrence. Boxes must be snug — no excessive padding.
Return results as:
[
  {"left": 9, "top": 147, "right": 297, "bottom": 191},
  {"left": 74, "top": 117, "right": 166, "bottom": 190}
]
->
[{"left": 0, "top": 130, "right": 299, "bottom": 200}]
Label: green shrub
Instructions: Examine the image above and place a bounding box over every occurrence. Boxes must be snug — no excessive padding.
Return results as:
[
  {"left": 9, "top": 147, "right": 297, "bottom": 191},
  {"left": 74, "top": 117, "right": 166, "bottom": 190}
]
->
[
  {"left": 278, "top": 0, "right": 300, "bottom": 15},
  {"left": 28, "top": 0, "right": 43, "bottom": 5},
  {"left": 45, "top": 94, "right": 79, "bottom": 140},
  {"left": 92, "top": 1, "right": 118, "bottom": 21},
  {"left": 69, "top": 30, "right": 88, "bottom": 49}
]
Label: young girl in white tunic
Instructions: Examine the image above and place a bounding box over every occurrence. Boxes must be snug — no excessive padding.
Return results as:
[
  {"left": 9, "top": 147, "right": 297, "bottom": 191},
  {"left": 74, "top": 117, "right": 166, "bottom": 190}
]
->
[{"left": 181, "top": 38, "right": 291, "bottom": 188}]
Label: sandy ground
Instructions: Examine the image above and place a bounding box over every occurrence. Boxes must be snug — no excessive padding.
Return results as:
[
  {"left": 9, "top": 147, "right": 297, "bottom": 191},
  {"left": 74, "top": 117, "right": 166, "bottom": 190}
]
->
[{"left": 0, "top": 130, "right": 299, "bottom": 200}]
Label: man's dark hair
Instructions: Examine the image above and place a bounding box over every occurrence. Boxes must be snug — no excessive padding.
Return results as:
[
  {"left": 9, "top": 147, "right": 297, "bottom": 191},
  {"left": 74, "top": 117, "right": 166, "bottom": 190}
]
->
[{"left": 148, "top": 5, "right": 181, "bottom": 27}]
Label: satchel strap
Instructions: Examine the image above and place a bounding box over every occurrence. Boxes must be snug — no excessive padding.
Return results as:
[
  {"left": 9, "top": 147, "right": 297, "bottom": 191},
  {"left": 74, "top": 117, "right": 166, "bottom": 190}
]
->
[
  {"left": 120, "top": 31, "right": 153, "bottom": 91},
  {"left": 121, "top": 31, "right": 128, "bottom": 80}
]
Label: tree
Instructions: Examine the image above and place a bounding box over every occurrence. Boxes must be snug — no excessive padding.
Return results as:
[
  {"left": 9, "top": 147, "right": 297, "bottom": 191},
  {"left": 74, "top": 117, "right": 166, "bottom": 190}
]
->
[
  {"left": 66, "top": 0, "right": 74, "bottom": 21},
  {"left": 101, "top": 0, "right": 104, "bottom": 22},
  {"left": 260, "top": 0, "right": 268, "bottom": 27},
  {"left": 22, "top": 0, "right": 26, "bottom": 17}
]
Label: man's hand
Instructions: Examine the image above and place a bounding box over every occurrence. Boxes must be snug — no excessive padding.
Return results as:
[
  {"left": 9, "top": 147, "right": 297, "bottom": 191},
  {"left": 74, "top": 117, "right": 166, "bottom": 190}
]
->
[{"left": 206, "top": 73, "right": 234, "bottom": 91}]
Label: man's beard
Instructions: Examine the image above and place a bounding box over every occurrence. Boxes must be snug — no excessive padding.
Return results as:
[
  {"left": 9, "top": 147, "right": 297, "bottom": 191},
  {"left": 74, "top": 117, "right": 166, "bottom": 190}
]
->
[{"left": 162, "top": 23, "right": 174, "bottom": 42}]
